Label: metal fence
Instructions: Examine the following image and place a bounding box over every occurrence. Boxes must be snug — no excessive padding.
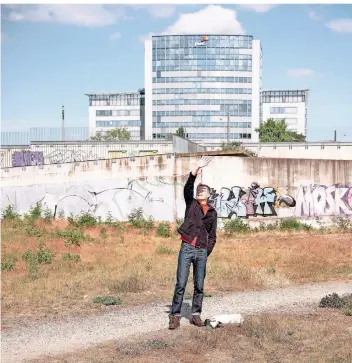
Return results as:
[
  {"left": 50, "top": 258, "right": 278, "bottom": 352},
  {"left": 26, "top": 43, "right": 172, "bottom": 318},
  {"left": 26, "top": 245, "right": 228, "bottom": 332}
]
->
[{"left": 1, "top": 127, "right": 144, "bottom": 146}]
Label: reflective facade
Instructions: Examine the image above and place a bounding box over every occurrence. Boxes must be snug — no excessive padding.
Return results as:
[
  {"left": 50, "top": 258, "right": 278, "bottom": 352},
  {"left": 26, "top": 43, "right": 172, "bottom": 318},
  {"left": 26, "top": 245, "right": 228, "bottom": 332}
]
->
[{"left": 144, "top": 34, "right": 262, "bottom": 143}]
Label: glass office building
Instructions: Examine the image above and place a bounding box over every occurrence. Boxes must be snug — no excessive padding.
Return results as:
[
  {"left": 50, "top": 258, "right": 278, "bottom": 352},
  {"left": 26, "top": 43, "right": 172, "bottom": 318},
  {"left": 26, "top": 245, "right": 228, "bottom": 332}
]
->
[
  {"left": 144, "top": 34, "right": 262, "bottom": 143},
  {"left": 261, "top": 89, "right": 309, "bottom": 136}
]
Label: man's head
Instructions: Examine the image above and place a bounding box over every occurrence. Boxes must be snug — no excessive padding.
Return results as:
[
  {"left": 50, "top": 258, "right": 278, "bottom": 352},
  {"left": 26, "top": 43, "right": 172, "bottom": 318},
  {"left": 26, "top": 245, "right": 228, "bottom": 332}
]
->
[{"left": 196, "top": 183, "right": 211, "bottom": 202}]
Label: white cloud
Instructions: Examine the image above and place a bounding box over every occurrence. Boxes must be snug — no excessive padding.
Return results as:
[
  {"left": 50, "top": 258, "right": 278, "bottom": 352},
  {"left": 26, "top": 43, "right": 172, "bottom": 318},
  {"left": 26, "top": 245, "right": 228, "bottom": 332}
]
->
[
  {"left": 287, "top": 68, "right": 314, "bottom": 77},
  {"left": 139, "top": 6, "right": 245, "bottom": 44},
  {"left": 308, "top": 11, "right": 322, "bottom": 21},
  {"left": 131, "top": 5, "right": 176, "bottom": 18},
  {"left": 238, "top": 4, "right": 278, "bottom": 13},
  {"left": 325, "top": 18, "right": 352, "bottom": 33},
  {"left": 164, "top": 5, "right": 245, "bottom": 35},
  {"left": 5, "top": 4, "right": 125, "bottom": 27},
  {"left": 146, "top": 5, "right": 176, "bottom": 18},
  {"left": 109, "top": 32, "right": 121, "bottom": 40}
]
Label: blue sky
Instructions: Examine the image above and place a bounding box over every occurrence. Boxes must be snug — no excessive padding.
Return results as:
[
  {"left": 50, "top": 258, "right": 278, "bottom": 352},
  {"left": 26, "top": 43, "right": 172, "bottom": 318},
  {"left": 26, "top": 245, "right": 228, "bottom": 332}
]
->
[{"left": 1, "top": 4, "right": 352, "bottom": 141}]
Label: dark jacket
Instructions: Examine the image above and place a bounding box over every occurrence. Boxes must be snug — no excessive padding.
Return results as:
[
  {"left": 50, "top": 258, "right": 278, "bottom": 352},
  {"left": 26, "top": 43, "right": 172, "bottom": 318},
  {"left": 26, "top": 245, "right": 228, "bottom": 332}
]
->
[{"left": 177, "top": 172, "right": 217, "bottom": 256}]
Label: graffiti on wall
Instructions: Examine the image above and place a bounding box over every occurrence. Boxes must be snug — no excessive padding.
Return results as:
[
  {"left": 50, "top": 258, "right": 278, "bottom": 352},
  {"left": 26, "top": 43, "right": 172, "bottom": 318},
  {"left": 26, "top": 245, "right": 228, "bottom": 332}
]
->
[
  {"left": 295, "top": 184, "right": 352, "bottom": 216},
  {"left": 208, "top": 182, "right": 296, "bottom": 219},
  {"left": 12, "top": 151, "right": 44, "bottom": 167},
  {"left": 1, "top": 178, "right": 181, "bottom": 222},
  {"left": 46, "top": 148, "right": 99, "bottom": 164}
]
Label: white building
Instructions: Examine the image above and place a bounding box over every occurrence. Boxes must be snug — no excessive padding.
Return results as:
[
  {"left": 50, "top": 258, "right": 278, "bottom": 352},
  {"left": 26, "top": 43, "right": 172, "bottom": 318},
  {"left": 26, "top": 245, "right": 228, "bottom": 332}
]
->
[
  {"left": 144, "top": 35, "right": 262, "bottom": 144},
  {"left": 261, "top": 89, "right": 309, "bottom": 135},
  {"left": 86, "top": 92, "right": 143, "bottom": 140}
]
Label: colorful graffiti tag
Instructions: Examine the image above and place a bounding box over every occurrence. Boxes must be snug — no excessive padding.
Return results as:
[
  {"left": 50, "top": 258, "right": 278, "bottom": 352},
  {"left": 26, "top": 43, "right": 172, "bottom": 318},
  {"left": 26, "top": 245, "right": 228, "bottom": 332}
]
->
[
  {"left": 12, "top": 151, "right": 44, "bottom": 167},
  {"left": 208, "top": 182, "right": 296, "bottom": 219},
  {"left": 295, "top": 184, "right": 352, "bottom": 216}
]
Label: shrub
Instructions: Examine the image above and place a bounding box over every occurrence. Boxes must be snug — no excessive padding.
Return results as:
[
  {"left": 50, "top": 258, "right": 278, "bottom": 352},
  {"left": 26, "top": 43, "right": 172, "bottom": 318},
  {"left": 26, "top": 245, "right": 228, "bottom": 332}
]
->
[
  {"left": 68, "top": 212, "right": 98, "bottom": 228},
  {"left": 335, "top": 216, "right": 351, "bottom": 231},
  {"left": 128, "top": 208, "right": 154, "bottom": 234},
  {"left": 223, "top": 218, "right": 250, "bottom": 236},
  {"left": 54, "top": 228, "right": 87, "bottom": 246},
  {"left": 1, "top": 204, "right": 20, "bottom": 220},
  {"left": 280, "top": 218, "right": 312, "bottom": 231},
  {"left": 319, "top": 293, "right": 352, "bottom": 310},
  {"left": 156, "top": 222, "right": 171, "bottom": 237},
  {"left": 28, "top": 202, "right": 42, "bottom": 221},
  {"left": 1, "top": 255, "right": 18, "bottom": 271},
  {"left": 25, "top": 225, "right": 43, "bottom": 237},
  {"left": 61, "top": 253, "right": 81, "bottom": 263},
  {"left": 22, "top": 242, "right": 54, "bottom": 279},
  {"left": 43, "top": 207, "right": 53, "bottom": 224},
  {"left": 93, "top": 296, "right": 122, "bottom": 306},
  {"left": 58, "top": 210, "right": 65, "bottom": 220}
]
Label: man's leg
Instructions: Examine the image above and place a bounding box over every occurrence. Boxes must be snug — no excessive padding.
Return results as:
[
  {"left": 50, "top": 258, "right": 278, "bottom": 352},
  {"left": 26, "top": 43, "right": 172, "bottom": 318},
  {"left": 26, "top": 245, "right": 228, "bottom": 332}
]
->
[
  {"left": 170, "top": 242, "right": 193, "bottom": 318},
  {"left": 190, "top": 248, "right": 207, "bottom": 326}
]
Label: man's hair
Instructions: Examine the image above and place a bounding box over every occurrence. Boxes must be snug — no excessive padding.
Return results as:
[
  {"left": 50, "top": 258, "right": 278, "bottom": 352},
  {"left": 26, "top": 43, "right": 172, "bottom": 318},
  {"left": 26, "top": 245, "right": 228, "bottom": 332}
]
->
[{"left": 196, "top": 183, "right": 211, "bottom": 194}]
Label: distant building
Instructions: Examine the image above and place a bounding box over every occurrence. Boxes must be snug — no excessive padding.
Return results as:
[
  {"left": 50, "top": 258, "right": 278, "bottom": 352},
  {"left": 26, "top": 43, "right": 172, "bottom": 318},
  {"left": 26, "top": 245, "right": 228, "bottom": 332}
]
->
[
  {"left": 261, "top": 89, "right": 309, "bottom": 135},
  {"left": 144, "top": 34, "right": 262, "bottom": 143},
  {"left": 86, "top": 91, "right": 145, "bottom": 140}
]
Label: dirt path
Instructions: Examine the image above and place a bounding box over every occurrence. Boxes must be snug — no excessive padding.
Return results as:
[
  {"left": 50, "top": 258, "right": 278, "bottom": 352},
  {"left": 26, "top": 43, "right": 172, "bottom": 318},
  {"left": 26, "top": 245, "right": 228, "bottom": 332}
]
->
[{"left": 2, "top": 281, "right": 352, "bottom": 363}]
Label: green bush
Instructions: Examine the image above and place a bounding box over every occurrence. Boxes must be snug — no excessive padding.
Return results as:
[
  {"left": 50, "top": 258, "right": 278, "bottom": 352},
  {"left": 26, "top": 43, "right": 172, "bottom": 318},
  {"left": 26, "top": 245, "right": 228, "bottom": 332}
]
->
[
  {"left": 223, "top": 218, "right": 250, "bottom": 236},
  {"left": 128, "top": 208, "right": 154, "bottom": 233},
  {"left": 54, "top": 228, "right": 87, "bottom": 246},
  {"left": 25, "top": 225, "right": 43, "bottom": 237},
  {"left": 61, "top": 253, "right": 81, "bottom": 263},
  {"left": 43, "top": 207, "right": 53, "bottom": 223},
  {"left": 156, "top": 222, "right": 171, "bottom": 237},
  {"left": 280, "top": 218, "right": 312, "bottom": 231},
  {"left": 1, "top": 204, "right": 20, "bottom": 220},
  {"left": 68, "top": 212, "right": 98, "bottom": 228},
  {"left": 22, "top": 243, "right": 54, "bottom": 279},
  {"left": 1, "top": 255, "right": 18, "bottom": 271},
  {"left": 28, "top": 202, "right": 43, "bottom": 221},
  {"left": 23, "top": 243, "right": 54, "bottom": 265},
  {"left": 93, "top": 296, "right": 122, "bottom": 306}
]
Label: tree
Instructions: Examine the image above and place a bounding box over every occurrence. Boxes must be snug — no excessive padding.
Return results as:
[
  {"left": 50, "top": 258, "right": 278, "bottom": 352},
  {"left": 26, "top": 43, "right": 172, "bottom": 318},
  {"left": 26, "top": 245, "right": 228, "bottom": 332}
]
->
[
  {"left": 90, "top": 128, "right": 131, "bottom": 141},
  {"left": 175, "top": 127, "right": 186, "bottom": 138},
  {"left": 255, "top": 118, "right": 306, "bottom": 142},
  {"left": 220, "top": 141, "right": 256, "bottom": 156}
]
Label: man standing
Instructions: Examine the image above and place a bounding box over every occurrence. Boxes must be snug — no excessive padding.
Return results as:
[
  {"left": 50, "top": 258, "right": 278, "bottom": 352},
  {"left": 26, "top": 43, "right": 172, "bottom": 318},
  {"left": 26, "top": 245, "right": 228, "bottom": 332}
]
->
[{"left": 169, "top": 156, "right": 218, "bottom": 329}]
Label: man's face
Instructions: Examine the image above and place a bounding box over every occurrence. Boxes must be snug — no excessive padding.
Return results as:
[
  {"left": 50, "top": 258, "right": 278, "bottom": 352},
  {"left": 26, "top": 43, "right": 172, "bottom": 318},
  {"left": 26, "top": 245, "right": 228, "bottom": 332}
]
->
[{"left": 196, "top": 184, "right": 210, "bottom": 201}]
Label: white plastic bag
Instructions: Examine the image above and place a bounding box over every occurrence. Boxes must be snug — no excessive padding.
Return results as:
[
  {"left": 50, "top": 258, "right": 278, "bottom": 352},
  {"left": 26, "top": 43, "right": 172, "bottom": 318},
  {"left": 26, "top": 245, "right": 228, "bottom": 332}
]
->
[{"left": 205, "top": 313, "right": 244, "bottom": 328}]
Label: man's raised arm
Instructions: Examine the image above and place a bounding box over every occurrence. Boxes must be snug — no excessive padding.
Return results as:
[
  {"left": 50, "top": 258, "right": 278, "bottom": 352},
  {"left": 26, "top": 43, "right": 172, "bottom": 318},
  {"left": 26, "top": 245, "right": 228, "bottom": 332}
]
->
[{"left": 183, "top": 156, "right": 212, "bottom": 205}]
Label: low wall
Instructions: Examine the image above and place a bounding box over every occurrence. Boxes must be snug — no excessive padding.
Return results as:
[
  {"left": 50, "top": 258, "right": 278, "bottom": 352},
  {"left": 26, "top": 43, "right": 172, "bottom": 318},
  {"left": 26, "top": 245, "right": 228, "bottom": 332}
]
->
[
  {"left": 0, "top": 136, "right": 206, "bottom": 168},
  {"left": 206, "top": 142, "right": 352, "bottom": 160},
  {"left": 1, "top": 154, "right": 352, "bottom": 224}
]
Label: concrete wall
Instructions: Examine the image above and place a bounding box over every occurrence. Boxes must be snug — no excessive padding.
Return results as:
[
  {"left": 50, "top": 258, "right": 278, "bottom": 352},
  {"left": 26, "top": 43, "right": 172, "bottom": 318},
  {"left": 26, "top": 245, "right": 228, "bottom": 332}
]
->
[
  {"left": 2, "top": 154, "right": 352, "bottom": 224},
  {"left": 206, "top": 142, "right": 352, "bottom": 160},
  {"left": 1, "top": 136, "right": 205, "bottom": 168}
]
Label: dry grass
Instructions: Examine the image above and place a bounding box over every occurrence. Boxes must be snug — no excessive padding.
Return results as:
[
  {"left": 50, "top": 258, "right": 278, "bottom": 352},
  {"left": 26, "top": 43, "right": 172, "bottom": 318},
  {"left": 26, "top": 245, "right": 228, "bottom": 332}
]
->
[
  {"left": 27, "top": 309, "right": 352, "bottom": 363},
  {"left": 1, "top": 219, "right": 352, "bottom": 323}
]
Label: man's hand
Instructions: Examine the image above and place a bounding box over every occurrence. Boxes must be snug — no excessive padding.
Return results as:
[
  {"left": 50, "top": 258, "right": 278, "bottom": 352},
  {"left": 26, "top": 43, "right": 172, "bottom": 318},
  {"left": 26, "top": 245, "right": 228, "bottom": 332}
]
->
[
  {"left": 192, "top": 156, "right": 212, "bottom": 176},
  {"left": 197, "top": 156, "right": 212, "bottom": 168}
]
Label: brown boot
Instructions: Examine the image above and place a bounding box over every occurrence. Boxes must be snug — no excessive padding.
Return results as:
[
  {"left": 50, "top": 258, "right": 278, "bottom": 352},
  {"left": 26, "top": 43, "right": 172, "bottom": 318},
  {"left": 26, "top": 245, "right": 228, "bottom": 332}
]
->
[
  {"left": 190, "top": 315, "right": 204, "bottom": 327},
  {"left": 169, "top": 315, "right": 181, "bottom": 330}
]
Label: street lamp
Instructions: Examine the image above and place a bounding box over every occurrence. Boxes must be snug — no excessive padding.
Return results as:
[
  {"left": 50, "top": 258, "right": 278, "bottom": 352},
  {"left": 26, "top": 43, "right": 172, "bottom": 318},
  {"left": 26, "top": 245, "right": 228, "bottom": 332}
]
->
[{"left": 61, "top": 105, "right": 65, "bottom": 141}]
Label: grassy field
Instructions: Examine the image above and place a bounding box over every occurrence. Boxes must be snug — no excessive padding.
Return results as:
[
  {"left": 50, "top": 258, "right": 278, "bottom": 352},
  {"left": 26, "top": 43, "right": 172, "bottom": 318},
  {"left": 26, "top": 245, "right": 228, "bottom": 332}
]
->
[
  {"left": 27, "top": 309, "right": 352, "bottom": 363},
  {"left": 1, "top": 208, "right": 352, "bottom": 323}
]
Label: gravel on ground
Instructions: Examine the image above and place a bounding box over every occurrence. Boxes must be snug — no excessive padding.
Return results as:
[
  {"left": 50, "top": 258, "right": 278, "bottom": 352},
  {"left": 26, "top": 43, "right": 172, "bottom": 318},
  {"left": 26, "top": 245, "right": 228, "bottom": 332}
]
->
[{"left": 2, "top": 281, "right": 352, "bottom": 363}]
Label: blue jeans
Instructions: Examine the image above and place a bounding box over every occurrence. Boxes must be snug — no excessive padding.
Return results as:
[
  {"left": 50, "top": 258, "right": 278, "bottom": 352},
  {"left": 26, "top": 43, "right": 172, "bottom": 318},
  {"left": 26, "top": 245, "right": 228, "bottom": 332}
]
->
[{"left": 171, "top": 242, "right": 208, "bottom": 316}]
